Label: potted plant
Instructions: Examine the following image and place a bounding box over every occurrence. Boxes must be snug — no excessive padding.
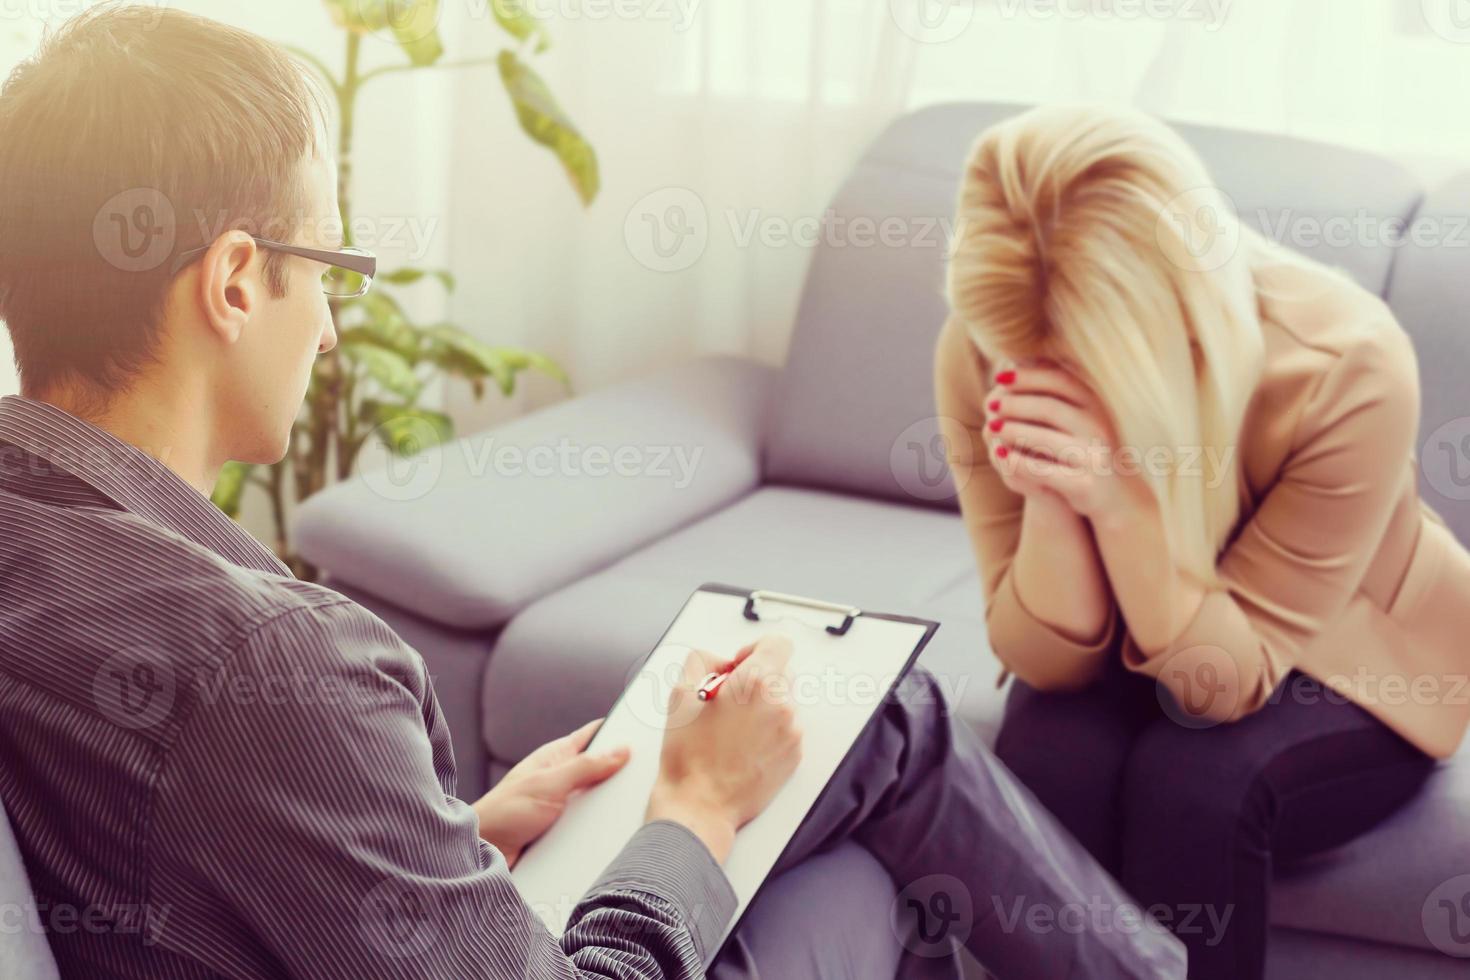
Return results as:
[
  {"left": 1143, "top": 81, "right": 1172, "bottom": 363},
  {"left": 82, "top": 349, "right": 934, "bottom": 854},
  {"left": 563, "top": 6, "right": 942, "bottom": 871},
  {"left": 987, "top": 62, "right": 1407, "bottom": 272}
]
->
[{"left": 213, "top": 0, "right": 596, "bottom": 578}]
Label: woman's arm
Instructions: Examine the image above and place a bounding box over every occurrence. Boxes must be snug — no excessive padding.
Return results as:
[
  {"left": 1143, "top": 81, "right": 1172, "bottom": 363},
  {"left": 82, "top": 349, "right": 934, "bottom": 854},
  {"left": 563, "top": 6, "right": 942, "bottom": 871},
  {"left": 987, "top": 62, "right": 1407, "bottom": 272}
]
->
[
  {"left": 1013, "top": 491, "right": 1114, "bottom": 648},
  {"left": 935, "top": 319, "right": 1118, "bottom": 691},
  {"left": 996, "top": 332, "right": 1420, "bottom": 725},
  {"left": 1097, "top": 338, "right": 1419, "bottom": 723}
]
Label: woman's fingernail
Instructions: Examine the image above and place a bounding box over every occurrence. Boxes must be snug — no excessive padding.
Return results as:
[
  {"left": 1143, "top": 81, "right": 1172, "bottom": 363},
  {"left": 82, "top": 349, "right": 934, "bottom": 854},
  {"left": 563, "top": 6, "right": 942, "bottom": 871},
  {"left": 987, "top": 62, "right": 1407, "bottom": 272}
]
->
[
  {"left": 996, "top": 370, "right": 1017, "bottom": 385},
  {"left": 988, "top": 399, "right": 1001, "bottom": 412},
  {"left": 996, "top": 445, "right": 1010, "bottom": 459},
  {"left": 989, "top": 418, "right": 1005, "bottom": 433}
]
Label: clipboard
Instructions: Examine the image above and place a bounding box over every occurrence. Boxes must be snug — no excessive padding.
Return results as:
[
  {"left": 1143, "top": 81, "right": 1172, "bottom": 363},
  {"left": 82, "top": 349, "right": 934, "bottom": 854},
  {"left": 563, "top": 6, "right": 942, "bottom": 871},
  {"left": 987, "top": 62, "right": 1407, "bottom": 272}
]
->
[{"left": 510, "top": 583, "right": 940, "bottom": 965}]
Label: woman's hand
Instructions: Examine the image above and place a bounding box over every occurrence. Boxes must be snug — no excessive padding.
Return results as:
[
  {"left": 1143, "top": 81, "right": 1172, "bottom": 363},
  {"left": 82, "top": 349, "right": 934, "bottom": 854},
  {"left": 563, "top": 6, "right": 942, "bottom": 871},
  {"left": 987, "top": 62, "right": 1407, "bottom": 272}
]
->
[
  {"left": 473, "top": 719, "right": 630, "bottom": 868},
  {"left": 982, "top": 361, "right": 1151, "bottom": 525}
]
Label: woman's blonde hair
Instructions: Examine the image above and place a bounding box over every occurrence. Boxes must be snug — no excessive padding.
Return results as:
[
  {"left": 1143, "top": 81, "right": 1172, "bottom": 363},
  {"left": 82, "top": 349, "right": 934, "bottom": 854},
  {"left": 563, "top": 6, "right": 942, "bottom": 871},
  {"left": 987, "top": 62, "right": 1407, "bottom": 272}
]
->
[{"left": 947, "top": 104, "right": 1271, "bottom": 587}]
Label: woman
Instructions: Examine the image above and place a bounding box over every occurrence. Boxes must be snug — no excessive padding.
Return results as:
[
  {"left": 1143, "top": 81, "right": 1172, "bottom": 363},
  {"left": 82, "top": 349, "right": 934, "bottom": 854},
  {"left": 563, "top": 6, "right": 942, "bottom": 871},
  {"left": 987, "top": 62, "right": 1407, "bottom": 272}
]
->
[{"left": 936, "top": 104, "right": 1470, "bottom": 980}]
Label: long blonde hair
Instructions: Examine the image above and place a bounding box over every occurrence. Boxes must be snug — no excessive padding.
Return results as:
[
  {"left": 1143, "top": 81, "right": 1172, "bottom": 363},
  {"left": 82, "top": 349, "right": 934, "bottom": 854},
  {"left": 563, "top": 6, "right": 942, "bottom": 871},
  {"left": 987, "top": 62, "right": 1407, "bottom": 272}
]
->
[{"left": 947, "top": 104, "right": 1269, "bottom": 587}]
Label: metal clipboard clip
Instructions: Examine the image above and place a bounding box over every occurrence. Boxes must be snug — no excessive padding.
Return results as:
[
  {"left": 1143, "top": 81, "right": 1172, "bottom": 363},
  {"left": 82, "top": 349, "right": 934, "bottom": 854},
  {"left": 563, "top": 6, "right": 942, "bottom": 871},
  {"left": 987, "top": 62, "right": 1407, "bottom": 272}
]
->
[{"left": 741, "top": 589, "right": 862, "bottom": 637}]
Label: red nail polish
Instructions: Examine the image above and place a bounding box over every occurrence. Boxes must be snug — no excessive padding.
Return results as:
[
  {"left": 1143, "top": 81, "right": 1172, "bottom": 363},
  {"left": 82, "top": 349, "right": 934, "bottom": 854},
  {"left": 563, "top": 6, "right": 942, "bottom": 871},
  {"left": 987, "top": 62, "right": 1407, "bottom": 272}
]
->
[
  {"left": 996, "top": 445, "right": 1010, "bottom": 459},
  {"left": 988, "top": 399, "right": 1001, "bottom": 412},
  {"left": 989, "top": 418, "right": 1005, "bottom": 433},
  {"left": 996, "top": 370, "right": 1017, "bottom": 385}
]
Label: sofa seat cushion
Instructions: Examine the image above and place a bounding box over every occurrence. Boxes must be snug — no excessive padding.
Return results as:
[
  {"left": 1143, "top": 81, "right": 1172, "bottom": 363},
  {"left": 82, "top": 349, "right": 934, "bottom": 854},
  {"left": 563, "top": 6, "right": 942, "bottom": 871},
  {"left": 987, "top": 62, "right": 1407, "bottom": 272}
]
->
[
  {"left": 482, "top": 486, "right": 1005, "bottom": 763},
  {"left": 481, "top": 485, "right": 1470, "bottom": 956},
  {"left": 1270, "top": 737, "right": 1470, "bottom": 955}
]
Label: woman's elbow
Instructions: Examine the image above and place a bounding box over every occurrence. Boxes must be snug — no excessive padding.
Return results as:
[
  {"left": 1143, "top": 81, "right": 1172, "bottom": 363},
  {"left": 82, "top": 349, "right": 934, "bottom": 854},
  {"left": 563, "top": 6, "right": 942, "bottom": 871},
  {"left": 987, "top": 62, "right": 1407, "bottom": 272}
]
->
[{"left": 990, "top": 641, "right": 1106, "bottom": 694}]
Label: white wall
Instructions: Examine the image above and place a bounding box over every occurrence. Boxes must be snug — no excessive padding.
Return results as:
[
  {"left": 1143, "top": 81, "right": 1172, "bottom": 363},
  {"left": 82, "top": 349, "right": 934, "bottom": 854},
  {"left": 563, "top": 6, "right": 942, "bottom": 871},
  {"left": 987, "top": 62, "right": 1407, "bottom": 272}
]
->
[
  {"left": 4, "top": 0, "right": 1470, "bottom": 422},
  {"left": 0, "top": 333, "right": 14, "bottom": 398},
  {"left": 439, "top": 0, "right": 1470, "bottom": 437}
]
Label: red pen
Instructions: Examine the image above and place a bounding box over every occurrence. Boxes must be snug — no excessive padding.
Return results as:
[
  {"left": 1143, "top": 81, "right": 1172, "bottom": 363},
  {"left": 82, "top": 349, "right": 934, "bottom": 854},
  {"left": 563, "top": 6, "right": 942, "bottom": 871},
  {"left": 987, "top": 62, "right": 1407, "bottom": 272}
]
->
[{"left": 696, "top": 668, "right": 734, "bottom": 702}]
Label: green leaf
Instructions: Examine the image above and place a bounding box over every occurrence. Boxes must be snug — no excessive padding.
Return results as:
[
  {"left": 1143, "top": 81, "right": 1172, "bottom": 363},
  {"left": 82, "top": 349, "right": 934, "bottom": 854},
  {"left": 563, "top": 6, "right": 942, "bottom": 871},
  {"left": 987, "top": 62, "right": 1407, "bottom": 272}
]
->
[
  {"left": 323, "top": 0, "right": 443, "bottom": 66},
  {"left": 337, "top": 291, "right": 421, "bottom": 360},
  {"left": 378, "top": 267, "right": 457, "bottom": 291},
  {"left": 497, "top": 49, "right": 599, "bottom": 206},
  {"left": 337, "top": 327, "right": 413, "bottom": 361},
  {"left": 421, "top": 323, "right": 569, "bottom": 396},
  {"left": 391, "top": 1, "right": 444, "bottom": 66},
  {"left": 361, "top": 401, "right": 454, "bottom": 457},
  {"left": 422, "top": 324, "right": 516, "bottom": 394},
  {"left": 518, "top": 349, "right": 570, "bottom": 389},
  {"left": 491, "top": 0, "right": 551, "bottom": 53},
  {"left": 341, "top": 342, "right": 422, "bottom": 399},
  {"left": 323, "top": 0, "right": 387, "bottom": 31},
  {"left": 211, "top": 461, "right": 254, "bottom": 518},
  {"left": 423, "top": 323, "right": 570, "bottom": 396}
]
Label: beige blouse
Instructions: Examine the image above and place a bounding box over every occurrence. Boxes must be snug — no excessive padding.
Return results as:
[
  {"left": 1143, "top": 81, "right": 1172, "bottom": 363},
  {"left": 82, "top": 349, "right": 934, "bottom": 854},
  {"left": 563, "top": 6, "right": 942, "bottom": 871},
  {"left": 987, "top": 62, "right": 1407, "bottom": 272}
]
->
[{"left": 936, "top": 264, "right": 1470, "bottom": 759}]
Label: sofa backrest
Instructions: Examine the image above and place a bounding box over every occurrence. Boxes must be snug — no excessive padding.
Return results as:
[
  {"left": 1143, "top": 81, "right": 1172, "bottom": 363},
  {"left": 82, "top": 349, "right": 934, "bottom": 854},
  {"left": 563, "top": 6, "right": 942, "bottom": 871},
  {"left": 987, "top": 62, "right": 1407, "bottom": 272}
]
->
[
  {"left": 763, "top": 102, "right": 1467, "bottom": 544},
  {"left": 0, "top": 797, "right": 58, "bottom": 979},
  {"left": 1384, "top": 172, "right": 1470, "bottom": 544}
]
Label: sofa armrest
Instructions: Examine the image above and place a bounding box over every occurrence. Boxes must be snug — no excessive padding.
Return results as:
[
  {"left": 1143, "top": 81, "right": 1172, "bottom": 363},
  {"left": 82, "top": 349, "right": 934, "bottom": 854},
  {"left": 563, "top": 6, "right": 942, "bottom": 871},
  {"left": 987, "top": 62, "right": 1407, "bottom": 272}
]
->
[{"left": 293, "top": 355, "right": 775, "bottom": 631}]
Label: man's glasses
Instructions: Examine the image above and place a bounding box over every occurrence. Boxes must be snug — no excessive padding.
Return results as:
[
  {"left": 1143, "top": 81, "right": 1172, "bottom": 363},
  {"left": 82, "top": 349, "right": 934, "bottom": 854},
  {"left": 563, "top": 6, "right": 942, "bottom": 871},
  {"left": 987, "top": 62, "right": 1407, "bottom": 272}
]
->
[{"left": 169, "top": 236, "right": 378, "bottom": 299}]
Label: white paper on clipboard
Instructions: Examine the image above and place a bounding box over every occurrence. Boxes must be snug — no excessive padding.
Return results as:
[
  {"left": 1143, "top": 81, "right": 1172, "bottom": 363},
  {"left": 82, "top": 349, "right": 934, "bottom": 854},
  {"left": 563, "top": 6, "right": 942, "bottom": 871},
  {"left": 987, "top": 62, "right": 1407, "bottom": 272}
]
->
[{"left": 510, "top": 584, "right": 938, "bottom": 962}]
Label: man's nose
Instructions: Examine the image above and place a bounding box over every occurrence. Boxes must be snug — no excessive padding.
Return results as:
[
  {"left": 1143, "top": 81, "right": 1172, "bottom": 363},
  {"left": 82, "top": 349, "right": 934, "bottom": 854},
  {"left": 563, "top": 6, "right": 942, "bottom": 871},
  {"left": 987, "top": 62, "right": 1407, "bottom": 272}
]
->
[{"left": 318, "top": 318, "right": 338, "bottom": 354}]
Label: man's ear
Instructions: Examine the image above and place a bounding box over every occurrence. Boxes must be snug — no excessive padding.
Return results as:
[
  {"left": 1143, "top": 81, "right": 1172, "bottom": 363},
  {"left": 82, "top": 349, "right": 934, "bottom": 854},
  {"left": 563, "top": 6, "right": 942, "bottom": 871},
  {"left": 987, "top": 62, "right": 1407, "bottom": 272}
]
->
[{"left": 193, "top": 231, "right": 261, "bottom": 344}]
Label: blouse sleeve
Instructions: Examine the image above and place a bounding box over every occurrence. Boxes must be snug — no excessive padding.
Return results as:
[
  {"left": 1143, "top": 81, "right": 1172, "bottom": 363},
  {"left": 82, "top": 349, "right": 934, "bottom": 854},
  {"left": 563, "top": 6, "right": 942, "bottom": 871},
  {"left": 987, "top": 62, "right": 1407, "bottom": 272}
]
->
[
  {"left": 935, "top": 317, "right": 1121, "bottom": 691},
  {"left": 1121, "top": 330, "right": 1421, "bottom": 723}
]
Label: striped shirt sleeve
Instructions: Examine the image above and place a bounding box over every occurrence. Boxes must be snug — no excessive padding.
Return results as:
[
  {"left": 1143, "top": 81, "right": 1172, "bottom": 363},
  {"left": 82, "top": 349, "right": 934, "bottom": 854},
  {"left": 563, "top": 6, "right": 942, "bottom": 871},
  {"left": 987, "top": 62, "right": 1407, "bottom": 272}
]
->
[{"left": 147, "top": 600, "right": 735, "bottom": 979}]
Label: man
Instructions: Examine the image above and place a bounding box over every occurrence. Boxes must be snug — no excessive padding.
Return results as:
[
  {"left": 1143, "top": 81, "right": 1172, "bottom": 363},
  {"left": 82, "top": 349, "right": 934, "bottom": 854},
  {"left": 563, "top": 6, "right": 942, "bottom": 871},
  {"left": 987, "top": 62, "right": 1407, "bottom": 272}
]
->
[{"left": 0, "top": 6, "right": 1185, "bottom": 979}]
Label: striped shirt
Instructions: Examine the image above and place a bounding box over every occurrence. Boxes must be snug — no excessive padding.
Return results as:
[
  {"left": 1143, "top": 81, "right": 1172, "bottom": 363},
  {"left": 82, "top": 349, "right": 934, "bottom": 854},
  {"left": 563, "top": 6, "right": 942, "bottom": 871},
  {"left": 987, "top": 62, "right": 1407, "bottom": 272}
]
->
[{"left": 0, "top": 394, "right": 735, "bottom": 979}]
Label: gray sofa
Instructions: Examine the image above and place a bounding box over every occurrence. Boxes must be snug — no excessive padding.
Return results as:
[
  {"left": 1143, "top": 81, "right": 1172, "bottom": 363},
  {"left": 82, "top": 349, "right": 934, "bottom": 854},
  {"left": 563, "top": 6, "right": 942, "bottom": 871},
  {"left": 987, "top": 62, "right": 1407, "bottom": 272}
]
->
[
  {"left": 292, "top": 103, "right": 1470, "bottom": 977},
  {"left": 0, "top": 800, "right": 58, "bottom": 978}
]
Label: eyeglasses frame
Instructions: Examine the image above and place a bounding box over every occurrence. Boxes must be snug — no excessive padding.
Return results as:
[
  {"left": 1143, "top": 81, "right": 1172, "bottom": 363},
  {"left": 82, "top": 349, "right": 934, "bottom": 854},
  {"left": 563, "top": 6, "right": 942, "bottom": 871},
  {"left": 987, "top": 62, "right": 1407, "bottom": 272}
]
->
[{"left": 168, "top": 236, "right": 378, "bottom": 298}]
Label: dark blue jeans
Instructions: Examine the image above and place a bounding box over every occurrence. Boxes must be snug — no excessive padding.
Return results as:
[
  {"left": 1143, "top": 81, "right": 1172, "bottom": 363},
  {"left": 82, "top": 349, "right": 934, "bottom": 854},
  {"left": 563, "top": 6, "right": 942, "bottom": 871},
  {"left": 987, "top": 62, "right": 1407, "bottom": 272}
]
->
[{"left": 994, "top": 658, "right": 1436, "bottom": 980}]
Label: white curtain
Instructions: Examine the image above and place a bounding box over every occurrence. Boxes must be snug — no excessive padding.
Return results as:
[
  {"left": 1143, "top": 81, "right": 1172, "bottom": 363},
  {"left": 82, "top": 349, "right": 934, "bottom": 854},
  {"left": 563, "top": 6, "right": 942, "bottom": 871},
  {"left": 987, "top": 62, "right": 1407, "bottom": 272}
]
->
[
  {"left": 2, "top": 1, "right": 1467, "bottom": 409},
  {"left": 439, "top": 0, "right": 1470, "bottom": 428}
]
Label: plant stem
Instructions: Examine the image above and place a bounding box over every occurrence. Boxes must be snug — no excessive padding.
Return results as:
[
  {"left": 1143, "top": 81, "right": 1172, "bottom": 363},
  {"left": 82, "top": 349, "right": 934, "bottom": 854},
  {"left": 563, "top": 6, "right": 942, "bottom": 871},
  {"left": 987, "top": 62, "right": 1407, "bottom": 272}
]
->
[
  {"left": 358, "top": 55, "right": 498, "bottom": 86},
  {"left": 273, "top": 31, "right": 361, "bottom": 573},
  {"left": 318, "top": 29, "right": 361, "bottom": 490},
  {"left": 338, "top": 367, "right": 360, "bottom": 482}
]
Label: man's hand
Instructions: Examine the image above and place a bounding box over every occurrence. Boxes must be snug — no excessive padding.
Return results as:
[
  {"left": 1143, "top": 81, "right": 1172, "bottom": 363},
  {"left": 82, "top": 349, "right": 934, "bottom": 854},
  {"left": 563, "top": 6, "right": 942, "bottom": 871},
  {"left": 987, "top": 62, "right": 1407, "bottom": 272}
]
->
[
  {"left": 645, "top": 635, "right": 804, "bottom": 863},
  {"left": 473, "top": 719, "right": 631, "bottom": 867}
]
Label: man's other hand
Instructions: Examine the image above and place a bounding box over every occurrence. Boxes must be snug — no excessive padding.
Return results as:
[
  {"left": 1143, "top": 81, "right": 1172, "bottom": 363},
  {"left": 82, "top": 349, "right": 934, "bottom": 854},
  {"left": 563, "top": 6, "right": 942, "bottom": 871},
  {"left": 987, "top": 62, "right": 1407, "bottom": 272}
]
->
[{"left": 474, "top": 719, "right": 631, "bottom": 867}]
